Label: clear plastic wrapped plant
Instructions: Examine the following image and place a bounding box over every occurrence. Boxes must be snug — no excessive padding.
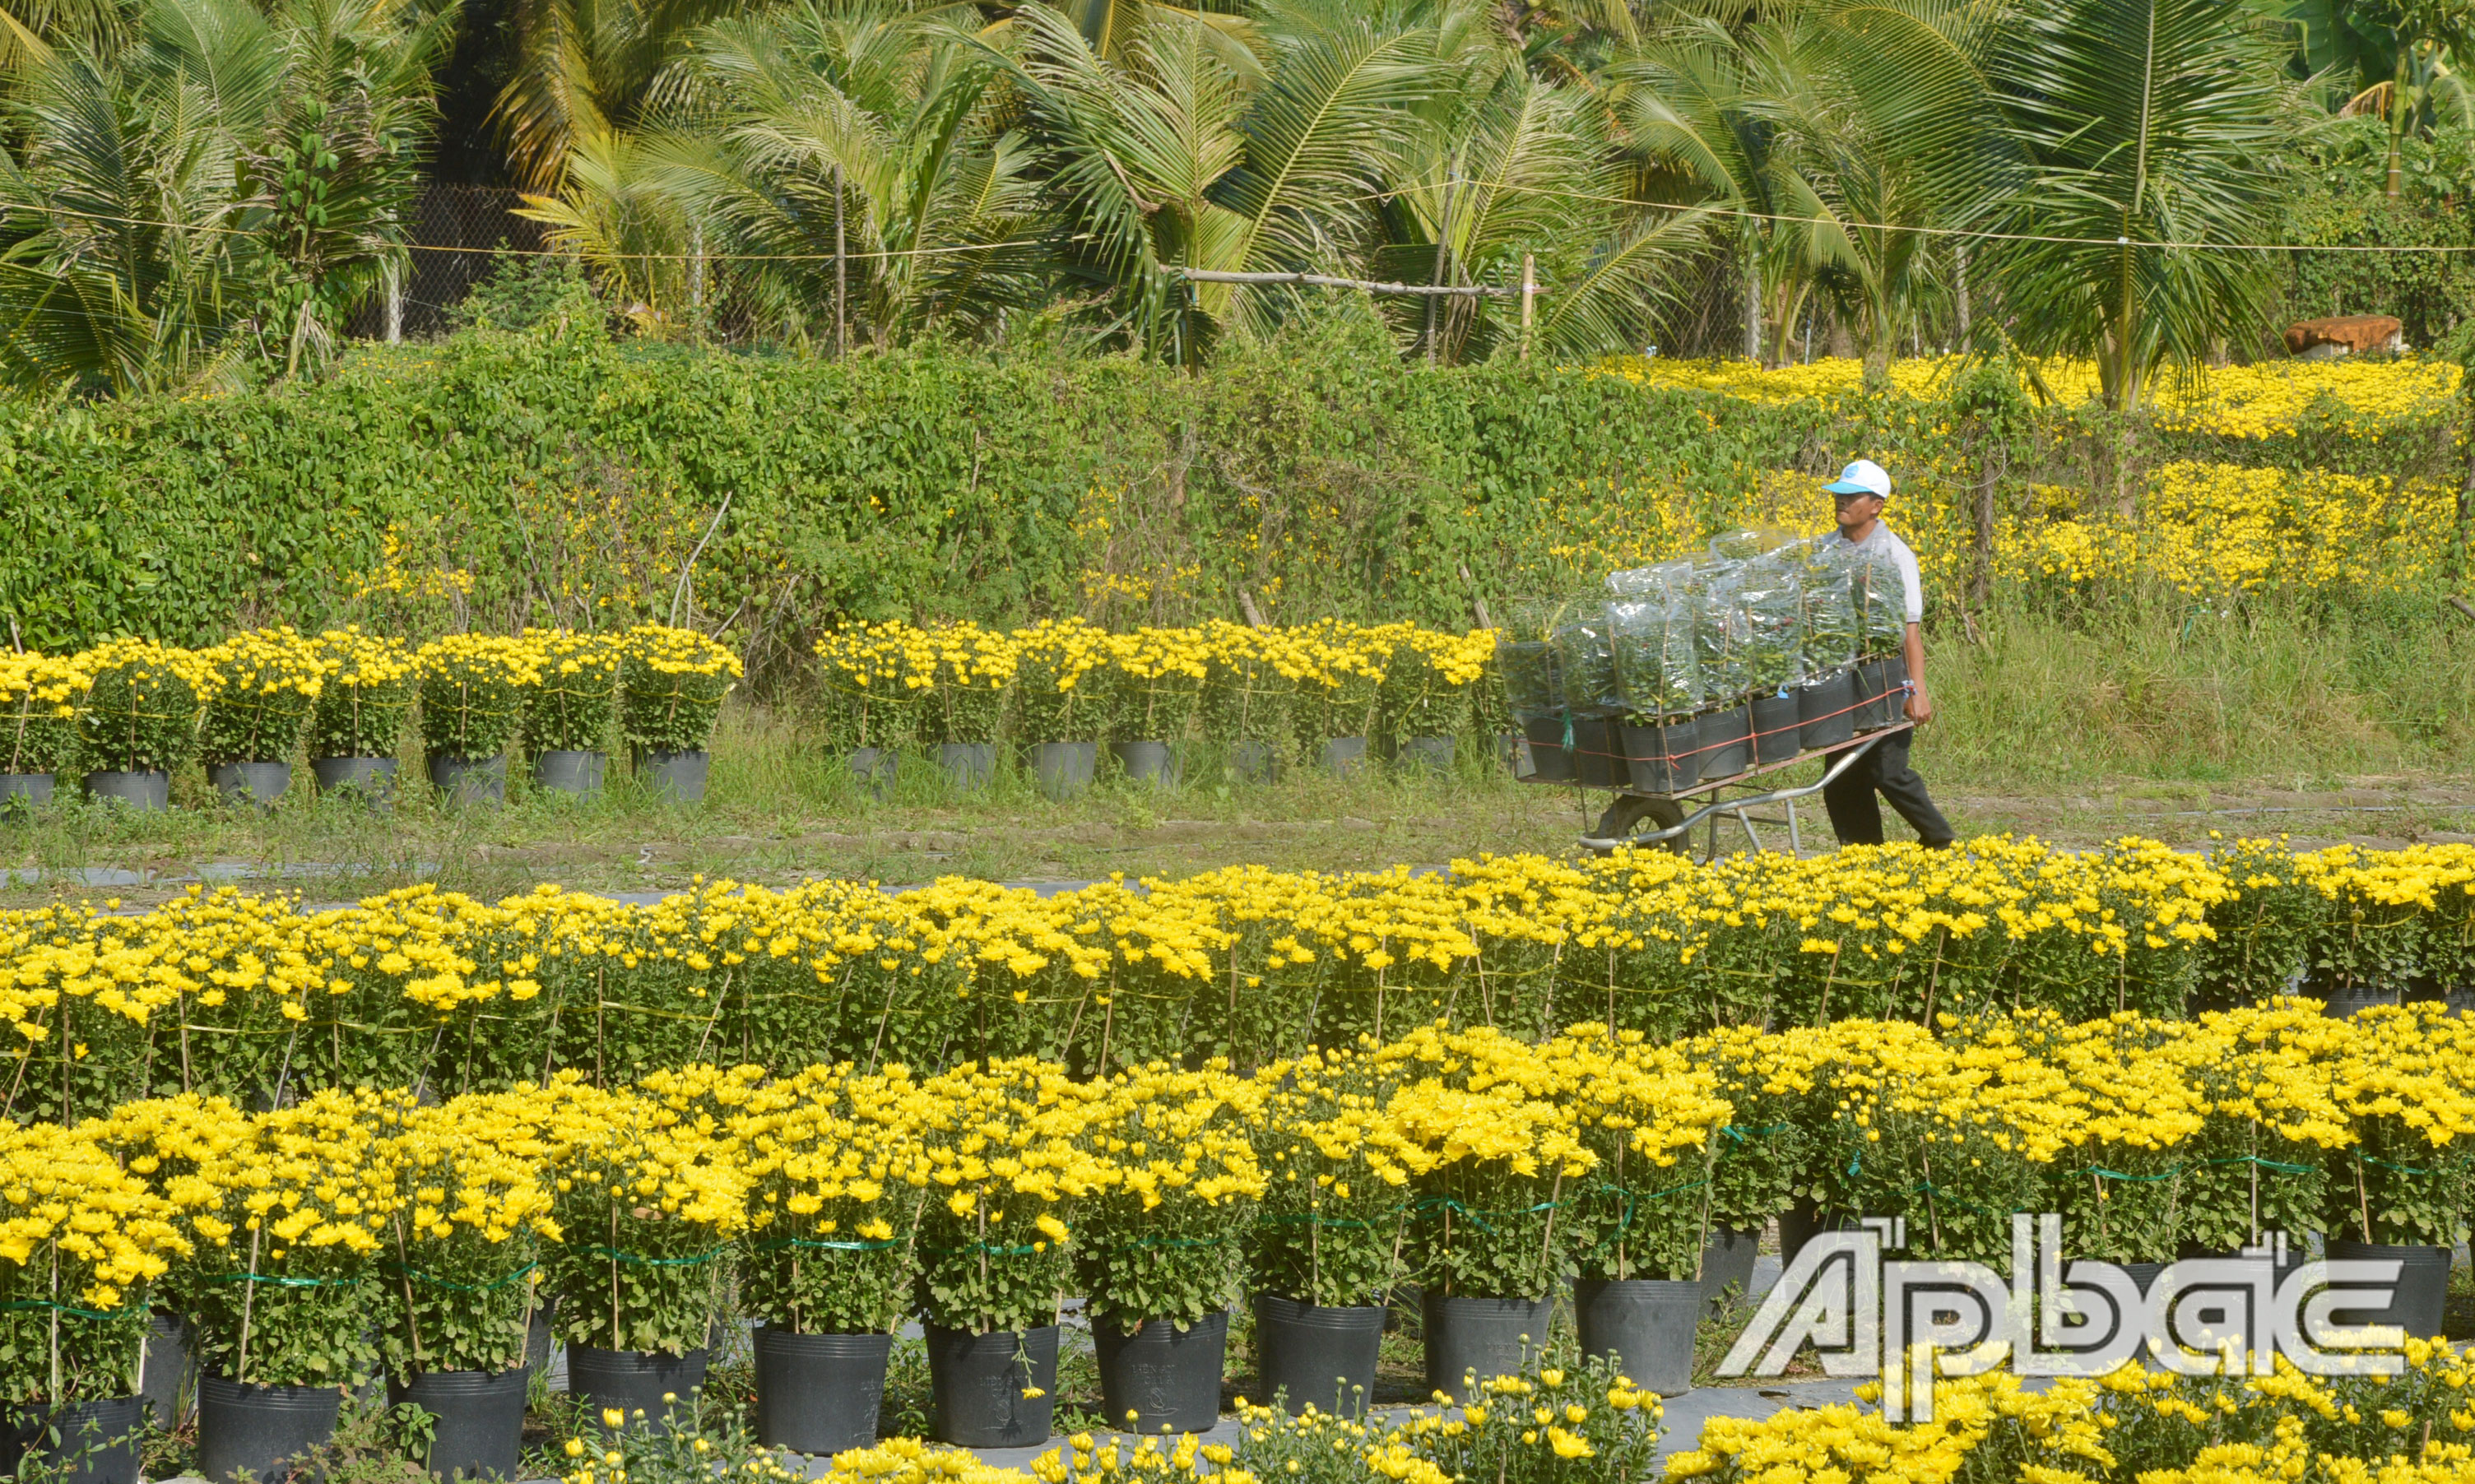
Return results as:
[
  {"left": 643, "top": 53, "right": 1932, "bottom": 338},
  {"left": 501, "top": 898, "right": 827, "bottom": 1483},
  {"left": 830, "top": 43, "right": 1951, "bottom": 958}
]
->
[
  {"left": 1802, "top": 544, "right": 1861, "bottom": 678},
  {"left": 1550, "top": 598, "right": 1622, "bottom": 717},
  {"left": 1737, "top": 553, "right": 1807, "bottom": 696},
  {"left": 1691, "top": 559, "right": 1750, "bottom": 707}
]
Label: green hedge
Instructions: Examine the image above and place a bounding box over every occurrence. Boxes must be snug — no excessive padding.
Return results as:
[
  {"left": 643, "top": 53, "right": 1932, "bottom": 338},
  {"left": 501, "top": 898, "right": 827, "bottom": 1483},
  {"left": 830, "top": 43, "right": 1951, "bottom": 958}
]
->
[{"left": 0, "top": 313, "right": 2458, "bottom": 682}]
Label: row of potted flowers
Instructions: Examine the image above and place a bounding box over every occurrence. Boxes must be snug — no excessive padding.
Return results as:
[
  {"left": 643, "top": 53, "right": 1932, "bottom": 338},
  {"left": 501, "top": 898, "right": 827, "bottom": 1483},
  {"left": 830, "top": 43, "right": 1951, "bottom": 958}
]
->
[
  {"left": 9, "top": 1003, "right": 2470, "bottom": 1480},
  {"left": 0, "top": 625, "right": 741, "bottom": 813}
]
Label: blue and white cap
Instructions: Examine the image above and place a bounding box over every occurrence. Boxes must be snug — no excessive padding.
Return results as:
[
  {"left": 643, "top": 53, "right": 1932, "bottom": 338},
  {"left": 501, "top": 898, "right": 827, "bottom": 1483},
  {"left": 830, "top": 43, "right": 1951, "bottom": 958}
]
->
[{"left": 1823, "top": 458, "right": 1892, "bottom": 500}]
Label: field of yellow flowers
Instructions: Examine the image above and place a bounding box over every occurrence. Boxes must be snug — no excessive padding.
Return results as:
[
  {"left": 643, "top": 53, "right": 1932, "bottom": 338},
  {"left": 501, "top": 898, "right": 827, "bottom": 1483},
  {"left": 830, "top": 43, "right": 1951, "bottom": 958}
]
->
[
  {"left": 0, "top": 836, "right": 2463, "bottom": 1125},
  {"left": 1572, "top": 355, "right": 2467, "bottom": 609},
  {"left": 12, "top": 1004, "right": 2475, "bottom": 1478}
]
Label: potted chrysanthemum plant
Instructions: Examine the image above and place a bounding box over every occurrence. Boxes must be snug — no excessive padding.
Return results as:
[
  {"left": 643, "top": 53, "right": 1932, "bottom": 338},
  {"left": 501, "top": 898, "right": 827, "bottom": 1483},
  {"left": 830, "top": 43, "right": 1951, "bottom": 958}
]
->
[
  {"left": 197, "top": 629, "right": 323, "bottom": 808},
  {"left": 730, "top": 1064, "right": 923, "bottom": 1456},
  {"left": 618, "top": 626, "right": 741, "bottom": 804},
  {"left": 0, "top": 652, "right": 86, "bottom": 809},
  {"left": 910, "top": 1057, "right": 1103, "bottom": 1450},
  {"left": 811, "top": 625, "right": 931, "bottom": 800},
  {"left": 74, "top": 639, "right": 207, "bottom": 813},
  {"left": 108, "top": 1091, "right": 391, "bottom": 1484},
  {"left": 540, "top": 1079, "right": 745, "bottom": 1435},
  {"left": 1077, "top": 1063, "right": 1265, "bottom": 1435},
  {"left": 305, "top": 629, "right": 414, "bottom": 809},
  {"left": 1543, "top": 1026, "right": 1730, "bottom": 1398},
  {"left": 416, "top": 634, "right": 541, "bottom": 807},
  {"left": 524, "top": 630, "right": 620, "bottom": 797},
  {"left": 1099, "top": 628, "right": 1203, "bottom": 788},
  {"left": 1011, "top": 620, "right": 1110, "bottom": 802},
  {"left": 1247, "top": 1044, "right": 1416, "bottom": 1418},
  {"left": 374, "top": 1091, "right": 560, "bottom": 1481},
  {"left": 1377, "top": 1025, "right": 1596, "bottom": 1404},
  {"left": 0, "top": 1122, "right": 186, "bottom": 1484}
]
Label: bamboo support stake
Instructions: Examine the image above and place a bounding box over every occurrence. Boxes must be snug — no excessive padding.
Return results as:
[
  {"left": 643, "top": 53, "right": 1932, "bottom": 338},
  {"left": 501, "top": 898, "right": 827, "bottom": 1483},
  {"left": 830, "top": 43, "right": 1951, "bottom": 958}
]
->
[{"left": 1519, "top": 254, "right": 1535, "bottom": 360}]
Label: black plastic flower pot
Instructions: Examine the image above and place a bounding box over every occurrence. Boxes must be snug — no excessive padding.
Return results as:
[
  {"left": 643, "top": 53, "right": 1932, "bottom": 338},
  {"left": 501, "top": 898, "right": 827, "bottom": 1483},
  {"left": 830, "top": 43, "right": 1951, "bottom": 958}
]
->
[
  {"left": 1094, "top": 1310, "right": 1227, "bottom": 1435},
  {"left": 389, "top": 1368, "right": 527, "bottom": 1480},
  {"left": 640, "top": 749, "right": 711, "bottom": 804},
  {"left": 1573, "top": 1278, "right": 1698, "bottom": 1397},
  {"left": 2326, "top": 1241, "right": 2452, "bottom": 1338},
  {"left": 310, "top": 757, "right": 397, "bottom": 813},
  {"left": 0, "top": 773, "right": 51, "bottom": 810},
  {"left": 924, "top": 1324, "right": 1057, "bottom": 1449},
  {"left": 83, "top": 770, "right": 169, "bottom": 812},
  {"left": 426, "top": 752, "right": 507, "bottom": 808},
  {"left": 1231, "top": 741, "right": 1281, "bottom": 784},
  {"left": 1697, "top": 707, "right": 1752, "bottom": 781},
  {"left": 196, "top": 1375, "right": 341, "bottom": 1484},
  {"left": 1798, "top": 670, "right": 1858, "bottom": 751},
  {"left": 1569, "top": 716, "right": 1626, "bottom": 788},
  {"left": 1699, "top": 1226, "right": 1762, "bottom": 1310},
  {"left": 208, "top": 762, "right": 292, "bottom": 809},
  {"left": 1749, "top": 694, "right": 1802, "bottom": 766},
  {"left": 751, "top": 1328, "right": 892, "bottom": 1458},
  {"left": 141, "top": 1313, "right": 191, "bottom": 1430},
  {"left": 1421, "top": 1293, "right": 1552, "bottom": 1405},
  {"left": 848, "top": 747, "right": 899, "bottom": 802},
  {"left": 4, "top": 1394, "right": 146, "bottom": 1484},
  {"left": 1517, "top": 716, "right": 1574, "bottom": 784},
  {"left": 532, "top": 750, "right": 607, "bottom": 798},
  {"left": 567, "top": 1346, "right": 708, "bottom": 1435},
  {"left": 1620, "top": 717, "right": 1701, "bottom": 795},
  {"left": 1252, "top": 1295, "right": 1383, "bottom": 1418},
  {"left": 936, "top": 743, "right": 995, "bottom": 794},
  {"left": 1110, "top": 740, "right": 1178, "bottom": 787},
  {"left": 1391, "top": 736, "right": 1455, "bottom": 774},
  {"left": 1033, "top": 741, "right": 1098, "bottom": 800},
  {"left": 521, "top": 1309, "right": 553, "bottom": 1389},
  {"left": 1317, "top": 737, "right": 1370, "bottom": 777},
  {"left": 1852, "top": 661, "right": 1894, "bottom": 731}
]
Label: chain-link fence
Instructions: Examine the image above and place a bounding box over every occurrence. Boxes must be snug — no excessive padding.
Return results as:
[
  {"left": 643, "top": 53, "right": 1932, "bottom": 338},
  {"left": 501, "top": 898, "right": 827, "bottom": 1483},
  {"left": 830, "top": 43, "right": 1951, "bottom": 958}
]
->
[{"left": 347, "top": 183, "right": 546, "bottom": 341}]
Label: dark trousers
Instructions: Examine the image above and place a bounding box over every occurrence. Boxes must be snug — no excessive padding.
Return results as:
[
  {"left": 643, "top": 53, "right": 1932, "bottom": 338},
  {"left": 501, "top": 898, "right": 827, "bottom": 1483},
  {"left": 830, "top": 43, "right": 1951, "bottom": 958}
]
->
[{"left": 1822, "top": 729, "right": 1955, "bottom": 848}]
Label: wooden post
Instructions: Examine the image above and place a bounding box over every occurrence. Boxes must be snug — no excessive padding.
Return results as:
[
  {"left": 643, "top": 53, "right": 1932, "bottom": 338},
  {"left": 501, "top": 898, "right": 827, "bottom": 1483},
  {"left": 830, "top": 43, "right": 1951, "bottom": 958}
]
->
[
  {"left": 1519, "top": 253, "right": 1535, "bottom": 361},
  {"left": 1238, "top": 590, "right": 1268, "bottom": 628},
  {"left": 834, "top": 163, "right": 847, "bottom": 359},
  {"left": 383, "top": 258, "right": 402, "bottom": 344}
]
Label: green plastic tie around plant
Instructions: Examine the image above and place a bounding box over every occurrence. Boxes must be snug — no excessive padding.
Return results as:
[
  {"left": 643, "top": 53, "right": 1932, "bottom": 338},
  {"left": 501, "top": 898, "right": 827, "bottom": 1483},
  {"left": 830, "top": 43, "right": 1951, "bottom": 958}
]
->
[
  {"left": 1088, "top": 1232, "right": 1229, "bottom": 1253},
  {"left": 1255, "top": 1201, "right": 1415, "bottom": 1234},
  {"left": 0, "top": 1298, "right": 135, "bottom": 1321},
  {"left": 1413, "top": 1196, "right": 1565, "bottom": 1236},
  {"left": 750, "top": 1236, "right": 904, "bottom": 1254},
  {"left": 574, "top": 1245, "right": 731, "bottom": 1268},
  {"left": 378, "top": 1260, "right": 540, "bottom": 1293},
  {"left": 2082, "top": 1154, "right": 2316, "bottom": 1183},
  {"left": 921, "top": 1239, "right": 1051, "bottom": 1259},
  {"left": 197, "top": 1273, "right": 365, "bottom": 1289},
  {"left": 1719, "top": 1124, "right": 1790, "bottom": 1143},
  {"left": 2358, "top": 1152, "right": 2447, "bottom": 1176}
]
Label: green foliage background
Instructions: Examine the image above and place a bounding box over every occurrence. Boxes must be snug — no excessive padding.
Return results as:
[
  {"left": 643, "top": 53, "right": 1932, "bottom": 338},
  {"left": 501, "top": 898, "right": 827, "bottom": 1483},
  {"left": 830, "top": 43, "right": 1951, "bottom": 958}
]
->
[{"left": 0, "top": 314, "right": 2459, "bottom": 686}]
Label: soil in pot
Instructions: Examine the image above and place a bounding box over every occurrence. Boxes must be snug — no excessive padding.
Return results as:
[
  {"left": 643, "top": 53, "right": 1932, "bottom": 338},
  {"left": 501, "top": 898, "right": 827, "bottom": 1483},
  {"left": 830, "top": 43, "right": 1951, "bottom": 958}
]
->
[
  {"left": 1252, "top": 1296, "right": 1383, "bottom": 1418},
  {"left": 567, "top": 1346, "right": 709, "bottom": 1435},
  {"left": 3, "top": 1394, "right": 146, "bottom": 1484},
  {"left": 196, "top": 1375, "right": 341, "bottom": 1484},
  {"left": 389, "top": 1368, "right": 527, "bottom": 1480},
  {"left": 925, "top": 1324, "right": 1058, "bottom": 1449},
  {"left": 1422, "top": 1292, "right": 1553, "bottom": 1405},
  {"left": 1094, "top": 1312, "right": 1227, "bottom": 1435},
  {"left": 752, "top": 1329, "right": 891, "bottom": 1457},
  {"left": 1573, "top": 1278, "right": 1698, "bottom": 1397}
]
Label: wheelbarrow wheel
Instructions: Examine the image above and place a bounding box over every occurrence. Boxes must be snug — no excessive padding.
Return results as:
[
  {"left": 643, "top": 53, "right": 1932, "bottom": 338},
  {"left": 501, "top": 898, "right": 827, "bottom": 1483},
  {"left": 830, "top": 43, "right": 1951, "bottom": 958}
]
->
[{"left": 1590, "top": 795, "right": 1691, "bottom": 855}]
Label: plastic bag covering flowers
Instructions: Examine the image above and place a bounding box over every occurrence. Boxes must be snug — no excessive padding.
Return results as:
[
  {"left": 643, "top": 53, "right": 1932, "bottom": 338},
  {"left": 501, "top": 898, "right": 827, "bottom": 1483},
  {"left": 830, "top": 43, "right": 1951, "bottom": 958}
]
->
[{"left": 0, "top": 1121, "right": 187, "bottom": 1403}]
